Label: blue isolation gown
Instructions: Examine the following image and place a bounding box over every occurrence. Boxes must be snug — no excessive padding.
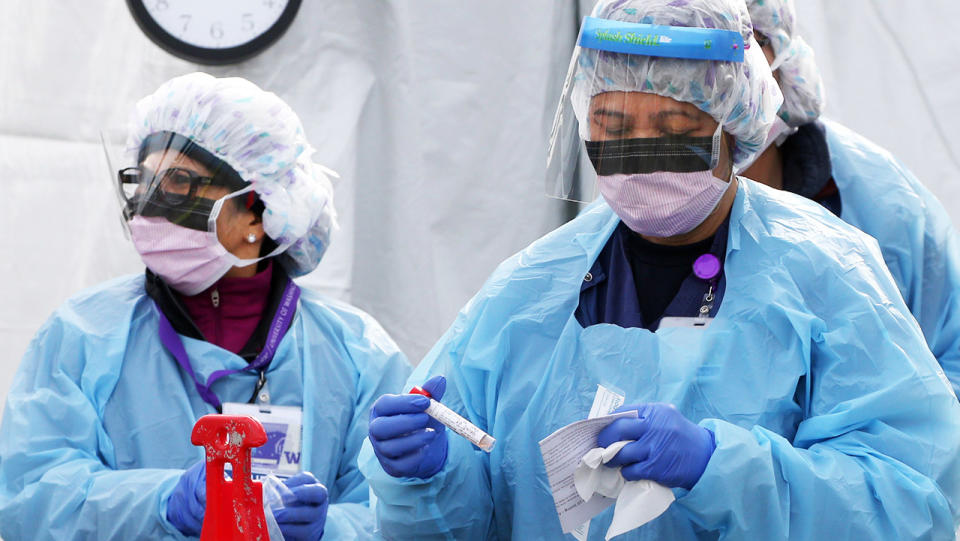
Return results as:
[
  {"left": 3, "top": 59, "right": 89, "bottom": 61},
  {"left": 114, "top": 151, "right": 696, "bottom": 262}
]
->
[
  {"left": 359, "top": 179, "right": 960, "bottom": 540},
  {"left": 824, "top": 119, "right": 960, "bottom": 397},
  {"left": 0, "top": 276, "right": 411, "bottom": 540}
]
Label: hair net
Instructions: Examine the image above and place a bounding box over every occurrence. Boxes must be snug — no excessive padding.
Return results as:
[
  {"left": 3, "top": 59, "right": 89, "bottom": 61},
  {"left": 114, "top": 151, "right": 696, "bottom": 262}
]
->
[
  {"left": 571, "top": 0, "right": 782, "bottom": 170},
  {"left": 746, "top": 0, "right": 825, "bottom": 127},
  {"left": 126, "top": 72, "right": 338, "bottom": 277}
]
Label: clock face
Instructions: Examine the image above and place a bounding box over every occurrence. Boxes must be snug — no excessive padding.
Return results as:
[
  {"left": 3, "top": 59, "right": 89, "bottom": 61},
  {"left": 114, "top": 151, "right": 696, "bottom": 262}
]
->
[{"left": 127, "top": 0, "right": 302, "bottom": 65}]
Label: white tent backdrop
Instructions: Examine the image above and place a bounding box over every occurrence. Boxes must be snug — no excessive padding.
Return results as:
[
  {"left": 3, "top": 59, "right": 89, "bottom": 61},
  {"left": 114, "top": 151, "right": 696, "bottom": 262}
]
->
[{"left": 1, "top": 0, "right": 957, "bottom": 426}]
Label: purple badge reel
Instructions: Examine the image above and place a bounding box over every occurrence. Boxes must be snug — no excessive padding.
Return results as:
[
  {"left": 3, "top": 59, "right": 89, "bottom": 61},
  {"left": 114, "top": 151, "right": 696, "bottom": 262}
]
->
[
  {"left": 693, "top": 253, "right": 721, "bottom": 281},
  {"left": 659, "top": 254, "right": 721, "bottom": 330}
]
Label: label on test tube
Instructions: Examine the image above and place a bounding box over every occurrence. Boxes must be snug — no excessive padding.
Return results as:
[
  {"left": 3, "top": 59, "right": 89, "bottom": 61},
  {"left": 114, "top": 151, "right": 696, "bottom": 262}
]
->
[{"left": 410, "top": 387, "right": 496, "bottom": 452}]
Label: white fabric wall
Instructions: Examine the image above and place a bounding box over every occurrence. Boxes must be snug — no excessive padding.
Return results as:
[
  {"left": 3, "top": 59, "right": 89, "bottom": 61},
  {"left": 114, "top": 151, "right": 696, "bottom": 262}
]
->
[
  {"left": 0, "top": 1, "right": 578, "bottom": 423},
  {"left": 0, "top": 0, "right": 957, "bottom": 429},
  {"left": 796, "top": 1, "right": 960, "bottom": 213}
]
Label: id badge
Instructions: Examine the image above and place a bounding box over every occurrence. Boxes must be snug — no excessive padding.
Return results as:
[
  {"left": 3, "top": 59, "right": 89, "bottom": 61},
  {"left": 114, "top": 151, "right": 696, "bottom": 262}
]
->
[
  {"left": 658, "top": 316, "right": 713, "bottom": 329},
  {"left": 222, "top": 402, "right": 303, "bottom": 480}
]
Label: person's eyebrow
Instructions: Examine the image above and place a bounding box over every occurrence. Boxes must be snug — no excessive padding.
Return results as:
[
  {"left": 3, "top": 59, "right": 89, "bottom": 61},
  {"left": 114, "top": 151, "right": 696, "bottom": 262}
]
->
[
  {"left": 592, "top": 108, "right": 627, "bottom": 120},
  {"left": 653, "top": 110, "right": 701, "bottom": 122}
]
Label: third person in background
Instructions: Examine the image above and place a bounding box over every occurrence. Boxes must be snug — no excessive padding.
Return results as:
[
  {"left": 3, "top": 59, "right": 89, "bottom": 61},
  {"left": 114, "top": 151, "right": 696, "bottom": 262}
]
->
[
  {"left": 358, "top": 0, "right": 960, "bottom": 539},
  {"left": 742, "top": 0, "right": 960, "bottom": 396}
]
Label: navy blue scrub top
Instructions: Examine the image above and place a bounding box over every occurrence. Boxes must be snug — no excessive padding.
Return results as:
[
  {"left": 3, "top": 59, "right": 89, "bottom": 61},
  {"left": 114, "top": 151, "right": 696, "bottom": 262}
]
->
[
  {"left": 780, "top": 121, "right": 842, "bottom": 217},
  {"left": 576, "top": 218, "right": 729, "bottom": 331}
]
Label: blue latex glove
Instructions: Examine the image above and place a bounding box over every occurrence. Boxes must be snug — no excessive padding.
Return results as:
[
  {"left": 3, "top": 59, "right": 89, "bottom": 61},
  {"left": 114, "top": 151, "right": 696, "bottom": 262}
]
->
[
  {"left": 597, "top": 403, "right": 716, "bottom": 490},
  {"left": 273, "top": 472, "right": 329, "bottom": 541},
  {"left": 166, "top": 460, "right": 206, "bottom": 537},
  {"left": 368, "top": 375, "right": 448, "bottom": 478}
]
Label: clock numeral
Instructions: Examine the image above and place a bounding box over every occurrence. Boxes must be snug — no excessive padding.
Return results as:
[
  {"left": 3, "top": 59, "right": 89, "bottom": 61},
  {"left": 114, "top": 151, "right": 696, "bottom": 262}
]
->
[
  {"left": 241, "top": 13, "right": 255, "bottom": 32},
  {"left": 264, "top": 0, "right": 278, "bottom": 9},
  {"left": 210, "top": 22, "right": 224, "bottom": 40},
  {"left": 179, "top": 14, "right": 191, "bottom": 33},
  {"left": 155, "top": 0, "right": 169, "bottom": 10}
]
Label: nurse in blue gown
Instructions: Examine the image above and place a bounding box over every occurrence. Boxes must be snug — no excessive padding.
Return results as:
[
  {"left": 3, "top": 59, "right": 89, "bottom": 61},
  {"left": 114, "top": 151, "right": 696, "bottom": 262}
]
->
[
  {"left": 0, "top": 73, "right": 411, "bottom": 540},
  {"left": 359, "top": 1, "right": 960, "bottom": 539}
]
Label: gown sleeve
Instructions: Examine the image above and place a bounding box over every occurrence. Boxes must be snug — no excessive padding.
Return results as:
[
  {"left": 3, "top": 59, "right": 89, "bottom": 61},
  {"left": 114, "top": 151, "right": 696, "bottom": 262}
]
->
[
  {"left": 359, "top": 306, "right": 499, "bottom": 541},
  {"left": 674, "top": 232, "right": 960, "bottom": 540},
  {"left": 321, "top": 303, "right": 415, "bottom": 540},
  {"left": 0, "top": 314, "right": 190, "bottom": 540}
]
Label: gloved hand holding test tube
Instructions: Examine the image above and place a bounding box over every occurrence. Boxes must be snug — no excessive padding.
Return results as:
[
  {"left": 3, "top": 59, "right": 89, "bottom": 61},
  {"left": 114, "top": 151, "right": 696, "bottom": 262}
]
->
[
  {"left": 369, "top": 375, "right": 496, "bottom": 479},
  {"left": 409, "top": 384, "right": 496, "bottom": 453}
]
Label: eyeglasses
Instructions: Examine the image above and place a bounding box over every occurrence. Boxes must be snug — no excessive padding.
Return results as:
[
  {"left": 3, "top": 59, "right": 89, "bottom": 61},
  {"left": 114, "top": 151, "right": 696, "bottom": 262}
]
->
[{"left": 118, "top": 166, "right": 232, "bottom": 207}]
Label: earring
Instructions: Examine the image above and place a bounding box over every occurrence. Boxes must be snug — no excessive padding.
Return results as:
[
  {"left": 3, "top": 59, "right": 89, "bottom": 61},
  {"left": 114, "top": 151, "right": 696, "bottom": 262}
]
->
[{"left": 246, "top": 233, "right": 257, "bottom": 244}]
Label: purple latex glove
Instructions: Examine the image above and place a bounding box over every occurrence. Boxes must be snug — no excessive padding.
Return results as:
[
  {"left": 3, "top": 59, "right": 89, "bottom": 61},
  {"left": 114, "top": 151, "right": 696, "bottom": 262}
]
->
[
  {"left": 368, "top": 375, "right": 448, "bottom": 478},
  {"left": 597, "top": 403, "right": 716, "bottom": 490},
  {"left": 166, "top": 460, "right": 206, "bottom": 536},
  {"left": 273, "top": 471, "right": 329, "bottom": 541}
]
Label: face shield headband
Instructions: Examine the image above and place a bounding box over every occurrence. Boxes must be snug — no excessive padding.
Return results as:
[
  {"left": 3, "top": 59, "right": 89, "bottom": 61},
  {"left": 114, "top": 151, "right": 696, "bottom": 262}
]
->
[{"left": 577, "top": 16, "right": 746, "bottom": 62}]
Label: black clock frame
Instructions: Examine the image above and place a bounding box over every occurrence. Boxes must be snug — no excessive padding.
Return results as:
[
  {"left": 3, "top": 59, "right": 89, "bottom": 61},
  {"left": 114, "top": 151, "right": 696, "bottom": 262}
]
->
[{"left": 126, "top": 0, "right": 302, "bottom": 65}]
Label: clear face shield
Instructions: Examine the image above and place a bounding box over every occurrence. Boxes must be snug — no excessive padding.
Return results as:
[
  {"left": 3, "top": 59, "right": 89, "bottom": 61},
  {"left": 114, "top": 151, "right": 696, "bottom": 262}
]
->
[
  {"left": 546, "top": 17, "right": 746, "bottom": 202},
  {"left": 101, "top": 129, "right": 291, "bottom": 293},
  {"left": 101, "top": 130, "right": 254, "bottom": 236}
]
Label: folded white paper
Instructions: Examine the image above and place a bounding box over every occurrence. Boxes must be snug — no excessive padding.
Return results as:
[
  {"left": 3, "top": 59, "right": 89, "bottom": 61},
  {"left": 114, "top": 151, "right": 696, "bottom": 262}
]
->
[{"left": 572, "top": 385, "right": 627, "bottom": 541}]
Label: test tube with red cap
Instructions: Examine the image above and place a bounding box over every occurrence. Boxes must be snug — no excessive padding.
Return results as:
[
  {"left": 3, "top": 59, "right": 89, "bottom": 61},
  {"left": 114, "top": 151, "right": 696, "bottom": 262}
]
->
[{"left": 410, "top": 385, "right": 496, "bottom": 452}]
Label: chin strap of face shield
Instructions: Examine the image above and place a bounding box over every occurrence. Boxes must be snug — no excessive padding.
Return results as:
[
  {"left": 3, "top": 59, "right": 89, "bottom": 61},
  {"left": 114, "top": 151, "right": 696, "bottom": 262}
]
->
[{"left": 578, "top": 17, "right": 746, "bottom": 62}]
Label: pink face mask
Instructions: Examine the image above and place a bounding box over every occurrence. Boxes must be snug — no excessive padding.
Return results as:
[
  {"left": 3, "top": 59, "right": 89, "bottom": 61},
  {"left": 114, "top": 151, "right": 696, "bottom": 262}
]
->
[
  {"left": 597, "top": 170, "right": 731, "bottom": 237},
  {"left": 128, "top": 216, "right": 241, "bottom": 295}
]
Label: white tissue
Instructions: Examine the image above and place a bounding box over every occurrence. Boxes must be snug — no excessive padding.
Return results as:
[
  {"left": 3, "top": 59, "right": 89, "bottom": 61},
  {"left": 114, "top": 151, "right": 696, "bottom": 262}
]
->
[{"left": 573, "top": 441, "right": 676, "bottom": 540}]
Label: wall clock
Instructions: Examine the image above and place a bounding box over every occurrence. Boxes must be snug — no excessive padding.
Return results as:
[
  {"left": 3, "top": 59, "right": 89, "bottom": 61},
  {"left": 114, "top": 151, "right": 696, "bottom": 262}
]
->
[{"left": 127, "top": 0, "right": 302, "bottom": 65}]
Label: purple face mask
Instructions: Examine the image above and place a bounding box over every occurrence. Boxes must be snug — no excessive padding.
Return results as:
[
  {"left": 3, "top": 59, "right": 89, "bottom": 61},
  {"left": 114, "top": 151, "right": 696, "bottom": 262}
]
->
[
  {"left": 128, "top": 216, "right": 241, "bottom": 295},
  {"left": 598, "top": 170, "right": 731, "bottom": 237}
]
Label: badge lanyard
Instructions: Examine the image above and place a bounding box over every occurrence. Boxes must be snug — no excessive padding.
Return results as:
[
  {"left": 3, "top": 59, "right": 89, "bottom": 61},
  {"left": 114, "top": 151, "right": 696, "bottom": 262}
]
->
[{"left": 157, "top": 280, "right": 301, "bottom": 412}]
